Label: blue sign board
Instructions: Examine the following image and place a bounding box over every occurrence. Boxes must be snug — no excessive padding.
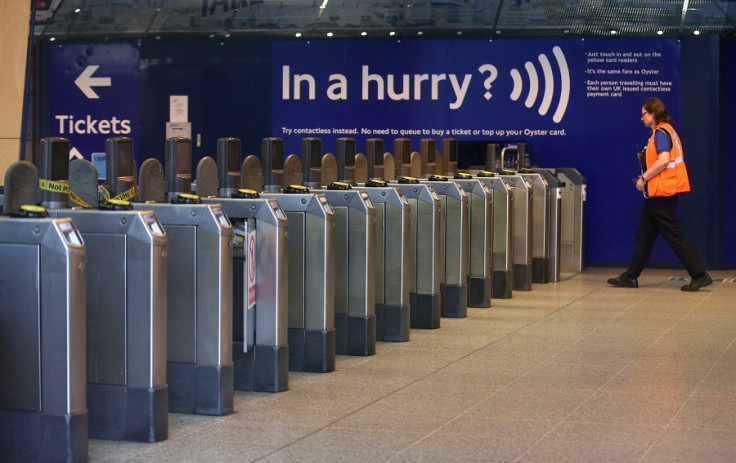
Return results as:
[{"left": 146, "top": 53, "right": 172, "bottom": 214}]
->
[
  {"left": 48, "top": 42, "right": 140, "bottom": 169},
  {"left": 273, "top": 38, "right": 682, "bottom": 265}
]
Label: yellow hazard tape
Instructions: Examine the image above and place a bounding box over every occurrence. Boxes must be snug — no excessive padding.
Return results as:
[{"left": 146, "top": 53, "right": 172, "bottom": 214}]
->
[
  {"left": 68, "top": 190, "right": 93, "bottom": 209},
  {"left": 38, "top": 178, "right": 70, "bottom": 194},
  {"left": 99, "top": 185, "right": 137, "bottom": 202}
]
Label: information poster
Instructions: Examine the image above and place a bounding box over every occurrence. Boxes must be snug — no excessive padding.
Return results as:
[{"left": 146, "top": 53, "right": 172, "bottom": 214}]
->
[{"left": 273, "top": 38, "right": 681, "bottom": 264}]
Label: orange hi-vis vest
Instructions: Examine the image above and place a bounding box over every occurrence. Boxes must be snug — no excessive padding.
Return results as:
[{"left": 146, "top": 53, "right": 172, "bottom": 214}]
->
[{"left": 645, "top": 122, "right": 690, "bottom": 197}]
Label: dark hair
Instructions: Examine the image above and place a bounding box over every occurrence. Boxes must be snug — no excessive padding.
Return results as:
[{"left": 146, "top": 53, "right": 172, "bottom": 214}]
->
[{"left": 642, "top": 97, "right": 671, "bottom": 124}]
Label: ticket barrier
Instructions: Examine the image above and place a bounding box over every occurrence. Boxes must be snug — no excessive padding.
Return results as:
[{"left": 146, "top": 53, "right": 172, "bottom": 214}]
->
[
  {"left": 0, "top": 212, "right": 87, "bottom": 462},
  {"left": 201, "top": 195, "right": 289, "bottom": 392},
  {"left": 26, "top": 137, "right": 169, "bottom": 442},
  {"left": 518, "top": 170, "right": 552, "bottom": 284},
  {"left": 451, "top": 173, "right": 493, "bottom": 308},
  {"left": 257, "top": 139, "right": 336, "bottom": 371},
  {"left": 131, "top": 200, "right": 234, "bottom": 415},
  {"left": 498, "top": 172, "right": 532, "bottom": 291},
  {"left": 49, "top": 207, "right": 168, "bottom": 442},
  {"left": 387, "top": 178, "right": 441, "bottom": 329},
  {"left": 91, "top": 136, "right": 233, "bottom": 414},
  {"left": 530, "top": 168, "right": 564, "bottom": 282},
  {"left": 249, "top": 136, "right": 378, "bottom": 355},
  {"left": 476, "top": 173, "right": 513, "bottom": 299},
  {"left": 260, "top": 187, "right": 336, "bottom": 373},
  {"left": 359, "top": 179, "right": 411, "bottom": 341},
  {"left": 313, "top": 183, "right": 377, "bottom": 356},
  {"left": 419, "top": 175, "right": 469, "bottom": 318},
  {"left": 548, "top": 168, "right": 586, "bottom": 276}
]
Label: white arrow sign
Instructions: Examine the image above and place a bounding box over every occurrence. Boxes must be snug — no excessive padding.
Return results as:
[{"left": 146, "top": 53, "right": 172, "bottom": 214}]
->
[
  {"left": 69, "top": 147, "right": 84, "bottom": 161},
  {"left": 74, "top": 65, "right": 111, "bottom": 99}
]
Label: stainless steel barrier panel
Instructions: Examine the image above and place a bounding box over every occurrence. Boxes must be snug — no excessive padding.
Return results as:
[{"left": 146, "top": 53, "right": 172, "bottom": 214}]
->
[
  {"left": 360, "top": 180, "right": 411, "bottom": 342},
  {"left": 49, "top": 208, "right": 168, "bottom": 442},
  {"left": 38, "top": 137, "right": 71, "bottom": 209},
  {"left": 102, "top": 137, "right": 137, "bottom": 202},
  {"left": 260, "top": 190, "right": 336, "bottom": 373},
  {"left": 476, "top": 174, "right": 513, "bottom": 299},
  {"left": 301, "top": 137, "right": 323, "bottom": 189},
  {"left": 387, "top": 178, "right": 441, "bottom": 329},
  {"left": 201, "top": 196, "right": 289, "bottom": 392},
  {"left": 165, "top": 137, "right": 193, "bottom": 200},
  {"left": 262, "top": 137, "right": 284, "bottom": 193},
  {"left": 217, "top": 137, "right": 242, "bottom": 198},
  {"left": 335, "top": 138, "right": 356, "bottom": 185},
  {"left": 550, "top": 168, "right": 586, "bottom": 276},
  {"left": 518, "top": 171, "right": 552, "bottom": 284},
  {"left": 0, "top": 214, "right": 87, "bottom": 462},
  {"left": 315, "top": 185, "right": 377, "bottom": 356},
  {"left": 531, "top": 168, "right": 564, "bottom": 282},
  {"left": 500, "top": 173, "right": 533, "bottom": 291},
  {"left": 420, "top": 176, "right": 469, "bottom": 318},
  {"left": 452, "top": 174, "right": 493, "bottom": 308},
  {"left": 131, "top": 201, "right": 234, "bottom": 415},
  {"left": 364, "top": 138, "right": 386, "bottom": 181}
]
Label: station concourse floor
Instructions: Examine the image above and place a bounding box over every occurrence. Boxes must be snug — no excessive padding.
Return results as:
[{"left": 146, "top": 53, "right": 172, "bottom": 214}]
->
[{"left": 91, "top": 268, "right": 736, "bottom": 463}]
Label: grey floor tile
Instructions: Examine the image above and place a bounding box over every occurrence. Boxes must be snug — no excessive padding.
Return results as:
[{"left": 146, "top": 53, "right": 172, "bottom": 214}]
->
[
  {"left": 517, "top": 437, "right": 651, "bottom": 463},
  {"left": 641, "top": 426, "right": 736, "bottom": 463},
  {"left": 696, "top": 363, "right": 736, "bottom": 395},
  {"left": 544, "top": 421, "right": 664, "bottom": 446},
  {"left": 126, "top": 437, "right": 275, "bottom": 463},
  {"left": 332, "top": 407, "right": 455, "bottom": 435},
  {"left": 565, "top": 390, "right": 690, "bottom": 427},
  {"left": 393, "top": 430, "right": 531, "bottom": 463},
  {"left": 466, "top": 386, "right": 594, "bottom": 422},
  {"left": 83, "top": 268, "right": 736, "bottom": 462},
  {"left": 670, "top": 392, "right": 736, "bottom": 429},
  {"left": 601, "top": 356, "right": 713, "bottom": 393},
  {"left": 438, "top": 416, "right": 557, "bottom": 444},
  {"left": 512, "top": 361, "right": 621, "bottom": 390}
]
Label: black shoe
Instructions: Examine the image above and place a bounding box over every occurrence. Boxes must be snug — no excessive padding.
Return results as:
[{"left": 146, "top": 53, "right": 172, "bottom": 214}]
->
[
  {"left": 607, "top": 273, "right": 639, "bottom": 288},
  {"left": 681, "top": 273, "right": 713, "bottom": 292}
]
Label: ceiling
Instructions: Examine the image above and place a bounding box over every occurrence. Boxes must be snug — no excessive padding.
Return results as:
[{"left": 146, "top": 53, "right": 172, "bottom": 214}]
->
[{"left": 33, "top": 0, "right": 736, "bottom": 39}]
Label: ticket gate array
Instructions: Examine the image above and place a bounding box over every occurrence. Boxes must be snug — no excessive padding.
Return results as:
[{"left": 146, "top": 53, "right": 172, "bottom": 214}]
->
[
  {"left": 0, "top": 132, "right": 586, "bottom": 460},
  {"left": 0, "top": 212, "right": 87, "bottom": 463}
]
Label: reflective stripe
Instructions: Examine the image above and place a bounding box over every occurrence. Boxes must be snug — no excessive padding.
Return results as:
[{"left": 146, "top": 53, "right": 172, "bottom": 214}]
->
[{"left": 665, "top": 156, "right": 684, "bottom": 169}]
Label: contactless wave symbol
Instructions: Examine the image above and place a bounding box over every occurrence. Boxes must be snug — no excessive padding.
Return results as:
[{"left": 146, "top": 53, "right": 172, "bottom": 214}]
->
[{"left": 509, "top": 46, "right": 570, "bottom": 123}]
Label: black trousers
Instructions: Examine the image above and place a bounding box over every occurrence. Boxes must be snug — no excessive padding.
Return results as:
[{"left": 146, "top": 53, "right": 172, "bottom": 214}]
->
[{"left": 625, "top": 195, "right": 705, "bottom": 278}]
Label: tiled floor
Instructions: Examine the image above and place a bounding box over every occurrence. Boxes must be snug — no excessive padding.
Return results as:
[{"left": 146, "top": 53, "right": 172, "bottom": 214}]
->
[{"left": 91, "top": 268, "right": 736, "bottom": 462}]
